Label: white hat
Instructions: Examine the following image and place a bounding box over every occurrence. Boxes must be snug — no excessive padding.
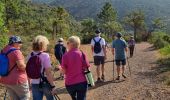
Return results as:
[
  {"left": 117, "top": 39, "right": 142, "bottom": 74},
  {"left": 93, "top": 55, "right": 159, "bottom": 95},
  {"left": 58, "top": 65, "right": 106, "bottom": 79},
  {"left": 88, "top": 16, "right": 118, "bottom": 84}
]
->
[{"left": 58, "top": 38, "right": 64, "bottom": 42}]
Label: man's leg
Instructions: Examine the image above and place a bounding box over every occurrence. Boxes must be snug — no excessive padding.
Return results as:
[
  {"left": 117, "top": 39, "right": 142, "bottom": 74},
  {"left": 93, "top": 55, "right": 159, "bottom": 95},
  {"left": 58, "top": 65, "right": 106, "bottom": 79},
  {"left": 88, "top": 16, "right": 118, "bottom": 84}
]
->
[
  {"left": 94, "top": 56, "right": 101, "bottom": 82},
  {"left": 96, "top": 65, "right": 100, "bottom": 79},
  {"left": 101, "top": 56, "right": 105, "bottom": 81},
  {"left": 122, "top": 59, "right": 127, "bottom": 78},
  {"left": 115, "top": 60, "right": 121, "bottom": 80}
]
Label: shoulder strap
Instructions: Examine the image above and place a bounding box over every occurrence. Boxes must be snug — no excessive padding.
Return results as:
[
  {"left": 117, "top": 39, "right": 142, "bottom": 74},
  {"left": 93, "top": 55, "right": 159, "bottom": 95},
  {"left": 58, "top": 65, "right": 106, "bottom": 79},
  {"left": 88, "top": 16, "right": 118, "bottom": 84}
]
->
[
  {"left": 81, "top": 51, "right": 89, "bottom": 71},
  {"left": 98, "top": 38, "right": 102, "bottom": 42},
  {"left": 8, "top": 64, "right": 17, "bottom": 75},
  {"left": 93, "top": 38, "right": 96, "bottom": 43},
  {"left": 31, "top": 52, "right": 42, "bottom": 56},
  {"left": 5, "top": 48, "right": 18, "bottom": 56},
  {"left": 6, "top": 48, "right": 19, "bottom": 75}
]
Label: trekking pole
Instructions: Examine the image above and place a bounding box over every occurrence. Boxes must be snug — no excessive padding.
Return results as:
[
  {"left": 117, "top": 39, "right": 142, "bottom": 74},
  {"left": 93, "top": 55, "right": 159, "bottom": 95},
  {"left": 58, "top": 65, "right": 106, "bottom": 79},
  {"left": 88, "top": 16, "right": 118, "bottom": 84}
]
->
[
  {"left": 54, "top": 94, "right": 61, "bottom": 100},
  {"left": 127, "top": 57, "right": 132, "bottom": 77},
  {"left": 113, "top": 59, "right": 115, "bottom": 80},
  {"left": 3, "top": 89, "right": 7, "bottom": 100}
]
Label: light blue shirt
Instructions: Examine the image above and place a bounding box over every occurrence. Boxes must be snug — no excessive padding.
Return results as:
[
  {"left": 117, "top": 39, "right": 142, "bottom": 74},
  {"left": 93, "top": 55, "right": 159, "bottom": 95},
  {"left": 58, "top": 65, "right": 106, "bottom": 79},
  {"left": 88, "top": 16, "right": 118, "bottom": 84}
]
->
[{"left": 112, "top": 39, "right": 127, "bottom": 60}]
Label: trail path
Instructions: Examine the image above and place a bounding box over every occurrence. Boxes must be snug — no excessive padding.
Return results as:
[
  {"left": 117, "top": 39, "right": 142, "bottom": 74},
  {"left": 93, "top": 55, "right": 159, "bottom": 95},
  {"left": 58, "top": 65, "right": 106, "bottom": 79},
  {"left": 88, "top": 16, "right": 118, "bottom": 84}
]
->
[
  {"left": 1, "top": 42, "right": 170, "bottom": 100},
  {"left": 57, "top": 42, "right": 170, "bottom": 100}
]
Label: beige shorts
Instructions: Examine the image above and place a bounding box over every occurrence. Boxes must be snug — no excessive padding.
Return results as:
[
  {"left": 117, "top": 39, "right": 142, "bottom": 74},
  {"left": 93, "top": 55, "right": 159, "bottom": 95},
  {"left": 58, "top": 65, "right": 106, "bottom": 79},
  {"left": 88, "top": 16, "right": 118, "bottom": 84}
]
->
[{"left": 5, "top": 82, "right": 30, "bottom": 100}]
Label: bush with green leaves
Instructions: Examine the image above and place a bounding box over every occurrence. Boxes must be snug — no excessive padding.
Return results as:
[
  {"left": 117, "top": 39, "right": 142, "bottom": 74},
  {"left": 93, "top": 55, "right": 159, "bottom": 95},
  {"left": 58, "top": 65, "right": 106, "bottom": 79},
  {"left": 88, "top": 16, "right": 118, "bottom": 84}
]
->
[
  {"left": 0, "top": 34, "right": 8, "bottom": 50},
  {"left": 149, "top": 31, "right": 170, "bottom": 49}
]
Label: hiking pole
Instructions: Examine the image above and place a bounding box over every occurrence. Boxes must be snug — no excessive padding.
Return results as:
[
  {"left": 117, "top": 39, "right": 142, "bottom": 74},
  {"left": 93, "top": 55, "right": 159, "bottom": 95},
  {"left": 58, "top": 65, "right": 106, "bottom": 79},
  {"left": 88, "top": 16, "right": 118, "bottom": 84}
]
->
[
  {"left": 54, "top": 94, "right": 60, "bottom": 100},
  {"left": 3, "top": 89, "right": 7, "bottom": 100},
  {"left": 127, "top": 57, "right": 132, "bottom": 77},
  {"left": 113, "top": 59, "right": 115, "bottom": 80}
]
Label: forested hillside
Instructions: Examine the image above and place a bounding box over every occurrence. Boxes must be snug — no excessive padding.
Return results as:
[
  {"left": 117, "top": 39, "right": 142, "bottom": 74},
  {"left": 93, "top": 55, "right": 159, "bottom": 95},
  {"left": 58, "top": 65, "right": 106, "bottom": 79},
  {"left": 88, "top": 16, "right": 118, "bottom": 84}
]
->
[{"left": 32, "top": 0, "right": 170, "bottom": 22}]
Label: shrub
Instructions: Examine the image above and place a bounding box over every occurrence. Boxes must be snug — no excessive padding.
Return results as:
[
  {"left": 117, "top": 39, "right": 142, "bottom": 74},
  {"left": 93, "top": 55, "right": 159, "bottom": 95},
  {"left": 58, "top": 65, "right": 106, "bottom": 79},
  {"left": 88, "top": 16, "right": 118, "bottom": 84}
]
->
[
  {"left": 153, "top": 38, "right": 169, "bottom": 49},
  {"left": 160, "top": 45, "right": 170, "bottom": 56},
  {"left": 0, "top": 34, "right": 8, "bottom": 50}
]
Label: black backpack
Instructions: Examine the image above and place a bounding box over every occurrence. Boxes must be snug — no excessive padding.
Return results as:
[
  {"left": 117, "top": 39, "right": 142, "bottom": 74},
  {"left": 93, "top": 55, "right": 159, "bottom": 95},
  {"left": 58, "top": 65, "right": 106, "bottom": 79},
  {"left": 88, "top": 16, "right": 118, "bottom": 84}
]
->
[
  {"left": 93, "top": 38, "right": 102, "bottom": 54},
  {"left": 54, "top": 44, "right": 66, "bottom": 60}
]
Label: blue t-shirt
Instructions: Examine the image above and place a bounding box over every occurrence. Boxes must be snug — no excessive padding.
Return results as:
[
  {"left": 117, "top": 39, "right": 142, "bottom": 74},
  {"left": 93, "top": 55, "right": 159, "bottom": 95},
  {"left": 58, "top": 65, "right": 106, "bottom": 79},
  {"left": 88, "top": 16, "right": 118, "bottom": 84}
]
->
[{"left": 112, "top": 39, "right": 127, "bottom": 60}]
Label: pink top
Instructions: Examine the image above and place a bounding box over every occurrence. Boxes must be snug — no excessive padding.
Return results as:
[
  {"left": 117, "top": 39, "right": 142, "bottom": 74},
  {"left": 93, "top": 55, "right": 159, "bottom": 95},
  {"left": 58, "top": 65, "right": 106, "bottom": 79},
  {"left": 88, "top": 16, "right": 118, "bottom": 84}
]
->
[
  {"left": 27, "top": 52, "right": 51, "bottom": 84},
  {"left": 62, "top": 48, "right": 90, "bottom": 86},
  {"left": 0, "top": 45, "right": 28, "bottom": 85}
]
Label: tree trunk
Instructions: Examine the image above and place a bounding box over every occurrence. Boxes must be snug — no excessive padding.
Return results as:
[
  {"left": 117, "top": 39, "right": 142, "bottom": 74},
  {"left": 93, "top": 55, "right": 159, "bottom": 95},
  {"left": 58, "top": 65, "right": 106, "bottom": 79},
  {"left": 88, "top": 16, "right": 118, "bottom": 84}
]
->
[
  {"left": 134, "top": 26, "right": 137, "bottom": 40},
  {"left": 53, "top": 25, "right": 56, "bottom": 40}
]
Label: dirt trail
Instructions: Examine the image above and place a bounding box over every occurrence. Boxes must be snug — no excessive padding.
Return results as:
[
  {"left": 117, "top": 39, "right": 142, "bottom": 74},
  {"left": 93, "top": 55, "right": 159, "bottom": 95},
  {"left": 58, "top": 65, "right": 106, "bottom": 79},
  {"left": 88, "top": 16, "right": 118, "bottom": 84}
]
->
[
  {"left": 56, "top": 42, "right": 170, "bottom": 100},
  {"left": 0, "top": 42, "right": 170, "bottom": 100}
]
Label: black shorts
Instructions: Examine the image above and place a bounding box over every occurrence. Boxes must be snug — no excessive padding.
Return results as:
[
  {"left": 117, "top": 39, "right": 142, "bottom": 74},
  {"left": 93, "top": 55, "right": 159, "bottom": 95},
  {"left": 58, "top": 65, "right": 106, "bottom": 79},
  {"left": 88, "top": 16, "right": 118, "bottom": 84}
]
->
[
  {"left": 94, "top": 56, "right": 105, "bottom": 66},
  {"left": 115, "top": 59, "right": 126, "bottom": 66}
]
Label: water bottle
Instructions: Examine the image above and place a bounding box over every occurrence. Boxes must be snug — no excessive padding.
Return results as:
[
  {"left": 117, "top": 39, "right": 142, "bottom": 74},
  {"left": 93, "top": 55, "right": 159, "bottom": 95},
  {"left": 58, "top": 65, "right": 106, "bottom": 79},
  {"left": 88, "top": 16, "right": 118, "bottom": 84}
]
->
[{"left": 84, "top": 70, "right": 95, "bottom": 87}]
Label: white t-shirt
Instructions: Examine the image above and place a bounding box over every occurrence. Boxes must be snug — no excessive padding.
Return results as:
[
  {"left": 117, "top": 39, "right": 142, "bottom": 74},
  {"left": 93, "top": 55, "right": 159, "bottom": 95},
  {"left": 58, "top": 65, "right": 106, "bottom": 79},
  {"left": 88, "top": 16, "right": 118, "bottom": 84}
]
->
[{"left": 91, "top": 36, "right": 106, "bottom": 56}]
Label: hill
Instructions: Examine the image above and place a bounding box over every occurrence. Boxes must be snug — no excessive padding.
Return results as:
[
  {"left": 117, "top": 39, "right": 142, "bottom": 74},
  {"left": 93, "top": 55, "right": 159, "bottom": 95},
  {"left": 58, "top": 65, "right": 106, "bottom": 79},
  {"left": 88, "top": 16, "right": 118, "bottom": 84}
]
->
[{"left": 32, "top": 0, "right": 170, "bottom": 23}]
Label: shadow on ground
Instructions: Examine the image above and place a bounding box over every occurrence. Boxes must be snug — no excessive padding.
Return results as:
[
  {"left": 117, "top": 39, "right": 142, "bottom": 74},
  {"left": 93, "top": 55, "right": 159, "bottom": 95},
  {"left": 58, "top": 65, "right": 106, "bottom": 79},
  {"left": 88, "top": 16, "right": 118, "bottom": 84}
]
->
[
  {"left": 143, "top": 45, "right": 156, "bottom": 52},
  {"left": 56, "top": 80, "right": 125, "bottom": 95}
]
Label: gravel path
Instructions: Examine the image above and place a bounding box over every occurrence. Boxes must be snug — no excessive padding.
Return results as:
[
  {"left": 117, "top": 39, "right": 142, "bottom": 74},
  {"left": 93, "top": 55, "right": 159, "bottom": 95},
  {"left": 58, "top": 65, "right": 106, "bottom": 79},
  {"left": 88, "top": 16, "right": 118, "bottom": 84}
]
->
[
  {"left": 57, "top": 42, "right": 170, "bottom": 100},
  {"left": 1, "top": 42, "right": 170, "bottom": 100}
]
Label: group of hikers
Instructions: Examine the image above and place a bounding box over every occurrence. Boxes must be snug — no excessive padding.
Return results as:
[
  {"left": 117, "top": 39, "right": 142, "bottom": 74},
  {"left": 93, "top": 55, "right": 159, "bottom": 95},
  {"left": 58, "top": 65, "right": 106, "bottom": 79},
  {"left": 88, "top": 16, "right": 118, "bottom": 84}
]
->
[{"left": 0, "top": 29, "right": 135, "bottom": 100}]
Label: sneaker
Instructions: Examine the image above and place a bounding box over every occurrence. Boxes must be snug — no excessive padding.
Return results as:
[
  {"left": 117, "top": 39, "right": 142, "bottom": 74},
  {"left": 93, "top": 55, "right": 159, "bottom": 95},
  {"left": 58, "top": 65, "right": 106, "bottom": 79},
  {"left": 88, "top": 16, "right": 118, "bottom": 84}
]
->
[
  {"left": 116, "top": 76, "right": 120, "bottom": 80},
  {"left": 101, "top": 75, "right": 105, "bottom": 81},
  {"left": 96, "top": 78, "right": 102, "bottom": 83},
  {"left": 122, "top": 74, "right": 127, "bottom": 79}
]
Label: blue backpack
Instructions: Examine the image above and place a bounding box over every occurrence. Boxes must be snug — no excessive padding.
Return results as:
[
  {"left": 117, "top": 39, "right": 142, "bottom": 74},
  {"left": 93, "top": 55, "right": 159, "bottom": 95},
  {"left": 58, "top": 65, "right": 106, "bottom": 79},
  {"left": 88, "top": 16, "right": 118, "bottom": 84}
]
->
[{"left": 0, "top": 48, "right": 18, "bottom": 76}]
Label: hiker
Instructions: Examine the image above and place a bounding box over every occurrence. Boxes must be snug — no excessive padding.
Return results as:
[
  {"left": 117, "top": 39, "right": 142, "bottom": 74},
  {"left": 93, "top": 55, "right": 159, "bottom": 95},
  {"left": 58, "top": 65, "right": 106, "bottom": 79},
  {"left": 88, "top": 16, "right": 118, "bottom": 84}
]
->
[
  {"left": 112, "top": 32, "right": 128, "bottom": 80},
  {"left": 54, "top": 38, "right": 66, "bottom": 79},
  {"left": 0, "top": 36, "right": 30, "bottom": 100},
  {"left": 128, "top": 36, "right": 135, "bottom": 58},
  {"left": 26, "top": 35, "right": 56, "bottom": 100},
  {"left": 59, "top": 36, "right": 90, "bottom": 100},
  {"left": 91, "top": 30, "right": 107, "bottom": 82}
]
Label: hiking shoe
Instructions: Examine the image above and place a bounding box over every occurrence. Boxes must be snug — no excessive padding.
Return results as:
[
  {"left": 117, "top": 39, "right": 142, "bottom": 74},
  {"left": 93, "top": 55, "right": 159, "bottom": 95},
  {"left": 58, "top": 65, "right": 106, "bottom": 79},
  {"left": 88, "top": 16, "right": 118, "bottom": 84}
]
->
[
  {"left": 96, "top": 78, "right": 102, "bottom": 83},
  {"left": 101, "top": 75, "right": 105, "bottom": 81},
  {"left": 122, "top": 74, "right": 127, "bottom": 79},
  {"left": 116, "top": 76, "right": 120, "bottom": 80}
]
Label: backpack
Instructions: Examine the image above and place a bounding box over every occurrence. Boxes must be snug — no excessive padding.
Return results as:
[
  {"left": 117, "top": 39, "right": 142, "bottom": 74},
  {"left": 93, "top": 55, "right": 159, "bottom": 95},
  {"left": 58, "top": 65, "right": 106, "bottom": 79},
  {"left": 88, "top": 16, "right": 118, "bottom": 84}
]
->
[
  {"left": 54, "top": 44, "right": 66, "bottom": 60},
  {"left": 93, "top": 38, "right": 102, "bottom": 54},
  {"left": 26, "top": 52, "right": 43, "bottom": 79},
  {"left": 0, "top": 48, "right": 18, "bottom": 76}
]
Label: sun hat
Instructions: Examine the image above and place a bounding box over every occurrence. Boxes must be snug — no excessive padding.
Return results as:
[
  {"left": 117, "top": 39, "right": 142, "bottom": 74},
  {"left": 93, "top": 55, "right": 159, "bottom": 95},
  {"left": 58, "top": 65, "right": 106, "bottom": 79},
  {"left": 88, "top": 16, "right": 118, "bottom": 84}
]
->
[{"left": 8, "top": 36, "right": 22, "bottom": 45}]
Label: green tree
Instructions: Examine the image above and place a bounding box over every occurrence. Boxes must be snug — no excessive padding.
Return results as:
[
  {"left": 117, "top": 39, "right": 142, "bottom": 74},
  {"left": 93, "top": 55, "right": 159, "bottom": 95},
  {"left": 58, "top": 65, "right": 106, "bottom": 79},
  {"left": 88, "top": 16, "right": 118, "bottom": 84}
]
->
[
  {"left": 124, "top": 10, "right": 145, "bottom": 40},
  {"left": 52, "top": 7, "right": 70, "bottom": 39},
  {"left": 3, "top": 0, "right": 21, "bottom": 26},
  {"left": 0, "top": 1, "right": 5, "bottom": 32},
  {"left": 97, "top": 2, "right": 117, "bottom": 23}
]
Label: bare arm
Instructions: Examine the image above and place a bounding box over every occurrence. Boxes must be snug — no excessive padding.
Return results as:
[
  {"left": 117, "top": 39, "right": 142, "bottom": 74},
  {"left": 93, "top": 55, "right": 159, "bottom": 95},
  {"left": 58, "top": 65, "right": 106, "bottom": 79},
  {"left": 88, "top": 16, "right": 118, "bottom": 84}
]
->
[
  {"left": 102, "top": 45, "right": 107, "bottom": 59},
  {"left": 91, "top": 45, "right": 94, "bottom": 54},
  {"left": 112, "top": 48, "right": 115, "bottom": 56},
  {"left": 125, "top": 47, "right": 128, "bottom": 56},
  {"left": 59, "top": 65, "right": 66, "bottom": 74},
  {"left": 16, "top": 60, "right": 26, "bottom": 71}
]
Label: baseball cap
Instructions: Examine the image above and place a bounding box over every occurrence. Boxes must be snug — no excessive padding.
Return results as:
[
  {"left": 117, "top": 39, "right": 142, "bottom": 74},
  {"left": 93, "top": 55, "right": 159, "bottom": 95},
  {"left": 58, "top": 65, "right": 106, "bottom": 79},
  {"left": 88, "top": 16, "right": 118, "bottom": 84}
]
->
[
  {"left": 8, "top": 36, "right": 22, "bottom": 45},
  {"left": 116, "top": 32, "right": 122, "bottom": 38},
  {"left": 95, "top": 29, "right": 101, "bottom": 34},
  {"left": 58, "top": 38, "right": 64, "bottom": 42}
]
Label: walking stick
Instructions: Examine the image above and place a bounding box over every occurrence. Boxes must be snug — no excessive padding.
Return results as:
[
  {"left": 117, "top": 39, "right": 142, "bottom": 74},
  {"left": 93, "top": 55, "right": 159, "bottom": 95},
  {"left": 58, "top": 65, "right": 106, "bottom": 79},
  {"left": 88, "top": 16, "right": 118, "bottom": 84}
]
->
[
  {"left": 127, "top": 57, "right": 132, "bottom": 77},
  {"left": 54, "top": 94, "right": 61, "bottom": 100},
  {"left": 113, "top": 59, "right": 115, "bottom": 80},
  {"left": 4, "top": 89, "right": 7, "bottom": 100}
]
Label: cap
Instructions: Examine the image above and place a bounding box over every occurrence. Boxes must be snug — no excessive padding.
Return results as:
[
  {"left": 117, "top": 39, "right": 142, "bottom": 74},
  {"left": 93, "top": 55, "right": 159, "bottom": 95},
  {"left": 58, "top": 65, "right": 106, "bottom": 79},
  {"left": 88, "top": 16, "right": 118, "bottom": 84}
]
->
[
  {"left": 116, "top": 32, "right": 122, "bottom": 38},
  {"left": 58, "top": 38, "right": 64, "bottom": 42},
  {"left": 130, "top": 36, "right": 134, "bottom": 38},
  {"left": 8, "top": 36, "right": 22, "bottom": 45},
  {"left": 95, "top": 29, "right": 101, "bottom": 34}
]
